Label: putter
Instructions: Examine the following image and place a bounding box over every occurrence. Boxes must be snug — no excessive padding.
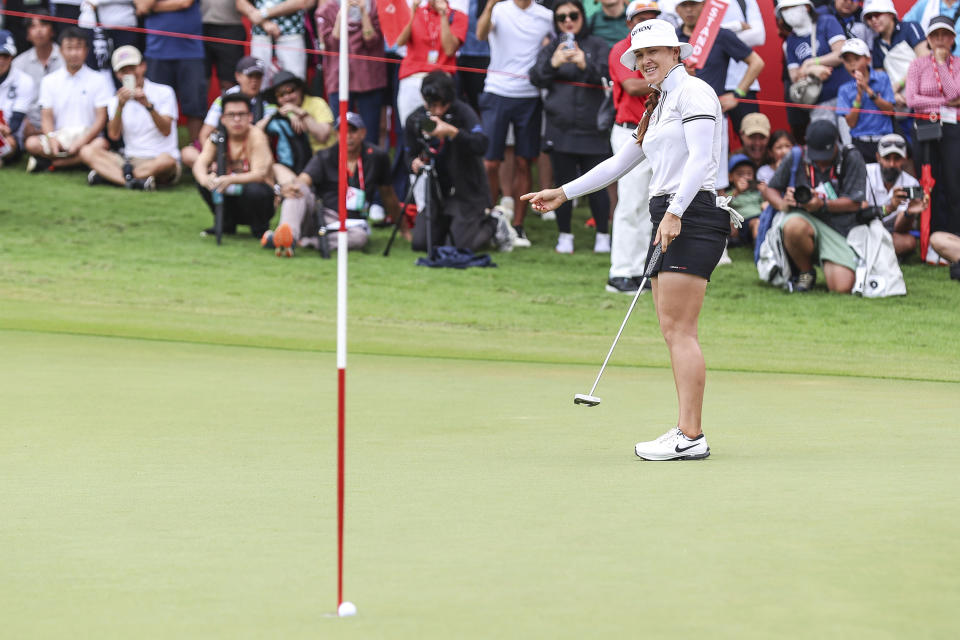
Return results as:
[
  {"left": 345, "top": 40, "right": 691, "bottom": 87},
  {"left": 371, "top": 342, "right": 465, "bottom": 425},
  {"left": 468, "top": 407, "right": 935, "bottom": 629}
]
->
[{"left": 574, "top": 242, "right": 662, "bottom": 407}]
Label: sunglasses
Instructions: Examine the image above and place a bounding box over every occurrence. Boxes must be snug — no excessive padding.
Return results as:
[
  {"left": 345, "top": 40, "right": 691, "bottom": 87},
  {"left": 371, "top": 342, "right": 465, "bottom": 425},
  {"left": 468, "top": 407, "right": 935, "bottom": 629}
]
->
[{"left": 556, "top": 11, "right": 580, "bottom": 21}]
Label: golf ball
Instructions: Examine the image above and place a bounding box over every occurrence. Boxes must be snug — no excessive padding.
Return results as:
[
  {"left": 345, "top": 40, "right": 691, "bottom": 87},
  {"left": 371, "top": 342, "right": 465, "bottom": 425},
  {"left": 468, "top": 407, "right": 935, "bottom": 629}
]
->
[{"left": 338, "top": 601, "right": 357, "bottom": 617}]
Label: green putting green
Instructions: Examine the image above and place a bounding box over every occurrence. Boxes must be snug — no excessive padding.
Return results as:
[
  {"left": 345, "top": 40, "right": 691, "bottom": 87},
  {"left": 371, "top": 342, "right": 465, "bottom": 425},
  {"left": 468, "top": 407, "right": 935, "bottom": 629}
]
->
[{"left": 1, "top": 330, "right": 956, "bottom": 638}]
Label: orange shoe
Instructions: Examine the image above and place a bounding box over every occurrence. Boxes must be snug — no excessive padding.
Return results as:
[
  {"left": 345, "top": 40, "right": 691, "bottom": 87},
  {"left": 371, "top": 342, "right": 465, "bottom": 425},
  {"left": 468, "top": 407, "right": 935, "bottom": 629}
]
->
[{"left": 273, "top": 223, "right": 294, "bottom": 257}]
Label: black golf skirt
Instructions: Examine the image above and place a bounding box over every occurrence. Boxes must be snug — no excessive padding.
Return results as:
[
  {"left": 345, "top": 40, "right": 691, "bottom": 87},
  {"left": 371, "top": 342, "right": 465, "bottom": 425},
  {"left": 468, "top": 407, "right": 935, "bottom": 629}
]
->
[{"left": 645, "top": 191, "right": 730, "bottom": 281}]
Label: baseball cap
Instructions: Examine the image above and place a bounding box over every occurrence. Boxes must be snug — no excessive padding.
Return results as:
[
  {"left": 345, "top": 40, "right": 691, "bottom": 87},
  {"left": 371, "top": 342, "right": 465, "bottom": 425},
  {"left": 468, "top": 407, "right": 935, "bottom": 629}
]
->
[
  {"left": 0, "top": 29, "right": 16, "bottom": 57},
  {"left": 740, "top": 113, "right": 770, "bottom": 138},
  {"left": 805, "top": 119, "right": 839, "bottom": 162},
  {"left": 776, "top": 0, "right": 813, "bottom": 9},
  {"left": 862, "top": 0, "right": 897, "bottom": 18},
  {"left": 621, "top": 19, "right": 694, "bottom": 71},
  {"left": 877, "top": 133, "right": 908, "bottom": 157},
  {"left": 335, "top": 112, "right": 366, "bottom": 130},
  {"left": 236, "top": 56, "right": 266, "bottom": 76},
  {"left": 728, "top": 153, "right": 754, "bottom": 173},
  {"left": 926, "top": 15, "right": 957, "bottom": 37},
  {"left": 111, "top": 45, "right": 142, "bottom": 72},
  {"left": 625, "top": 0, "right": 661, "bottom": 20},
  {"left": 840, "top": 38, "right": 871, "bottom": 57}
]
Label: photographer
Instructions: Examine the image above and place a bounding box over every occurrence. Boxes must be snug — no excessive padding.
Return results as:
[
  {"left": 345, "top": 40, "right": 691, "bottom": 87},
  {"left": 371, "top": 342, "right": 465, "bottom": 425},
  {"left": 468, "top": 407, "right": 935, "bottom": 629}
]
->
[
  {"left": 865, "top": 133, "right": 926, "bottom": 258},
  {"left": 763, "top": 119, "right": 868, "bottom": 293},
  {"left": 403, "top": 70, "right": 509, "bottom": 253}
]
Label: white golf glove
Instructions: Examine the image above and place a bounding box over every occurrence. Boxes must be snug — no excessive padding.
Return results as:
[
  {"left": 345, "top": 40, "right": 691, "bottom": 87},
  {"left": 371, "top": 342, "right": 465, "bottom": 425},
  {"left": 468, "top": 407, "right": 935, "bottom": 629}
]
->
[{"left": 716, "top": 195, "right": 744, "bottom": 229}]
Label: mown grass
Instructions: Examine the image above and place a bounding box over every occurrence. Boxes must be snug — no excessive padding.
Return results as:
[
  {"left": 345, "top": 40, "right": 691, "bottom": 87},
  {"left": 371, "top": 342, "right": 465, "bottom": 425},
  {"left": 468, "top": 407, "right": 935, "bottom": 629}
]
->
[{"left": 1, "top": 161, "right": 958, "bottom": 382}]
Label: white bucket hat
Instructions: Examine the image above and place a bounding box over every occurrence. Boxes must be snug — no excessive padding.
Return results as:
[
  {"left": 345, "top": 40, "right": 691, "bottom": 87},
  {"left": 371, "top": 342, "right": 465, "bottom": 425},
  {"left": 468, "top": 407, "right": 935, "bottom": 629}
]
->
[
  {"left": 862, "top": 0, "right": 897, "bottom": 18},
  {"left": 620, "top": 19, "right": 694, "bottom": 71}
]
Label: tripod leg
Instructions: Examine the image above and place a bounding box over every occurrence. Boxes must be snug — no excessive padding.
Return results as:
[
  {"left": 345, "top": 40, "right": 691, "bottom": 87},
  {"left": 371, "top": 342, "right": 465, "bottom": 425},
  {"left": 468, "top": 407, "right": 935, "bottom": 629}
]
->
[{"left": 383, "top": 170, "right": 422, "bottom": 257}]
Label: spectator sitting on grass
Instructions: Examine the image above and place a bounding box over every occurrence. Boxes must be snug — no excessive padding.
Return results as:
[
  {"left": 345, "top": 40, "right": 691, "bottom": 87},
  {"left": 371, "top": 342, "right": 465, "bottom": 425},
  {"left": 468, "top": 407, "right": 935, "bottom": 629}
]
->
[
  {"left": 192, "top": 92, "right": 275, "bottom": 238},
  {"left": 0, "top": 30, "right": 36, "bottom": 168},
  {"left": 23, "top": 27, "right": 113, "bottom": 173},
  {"left": 81, "top": 46, "right": 180, "bottom": 190},
  {"left": 263, "top": 70, "right": 335, "bottom": 180},
  {"left": 726, "top": 153, "right": 764, "bottom": 246},
  {"left": 762, "top": 119, "right": 868, "bottom": 294},
  {"left": 864, "top": 133, "right": 925, "bottom": 258},
  {"left": 10, "top": 11, "right": 63, "bottom": 137},
  {"left": 837, "top": 38, "right": 895, "bottom": 161},
  {"left": 930, "top": 231, "right": 960, "bottom": 281},
  {"left": 181, "top": 56, "right": 275, "bottom": 168},
  {"left": 264, "top": 112, "right": 402, "bottom": 256}
]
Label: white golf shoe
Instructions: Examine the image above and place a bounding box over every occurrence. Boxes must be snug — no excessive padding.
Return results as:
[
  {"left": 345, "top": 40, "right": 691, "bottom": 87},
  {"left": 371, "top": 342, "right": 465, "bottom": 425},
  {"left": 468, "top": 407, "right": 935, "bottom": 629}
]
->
[{"left": 634, "top": 427, "right": 710, "bottom": 461}]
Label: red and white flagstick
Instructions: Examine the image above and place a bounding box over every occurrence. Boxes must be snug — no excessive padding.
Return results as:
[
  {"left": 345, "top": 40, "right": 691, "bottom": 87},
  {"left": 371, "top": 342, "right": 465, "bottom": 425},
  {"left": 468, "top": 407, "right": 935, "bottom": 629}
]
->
[{"left": 336, "top": 0, "right": 349, "bottom": 615}]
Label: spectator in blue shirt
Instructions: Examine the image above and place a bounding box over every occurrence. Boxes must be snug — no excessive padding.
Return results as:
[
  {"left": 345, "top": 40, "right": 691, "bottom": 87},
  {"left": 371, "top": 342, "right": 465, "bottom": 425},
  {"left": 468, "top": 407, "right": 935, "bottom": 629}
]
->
[
  {"left": 816, "top": 0, "right": 875, "bottom": 48},
  {"left": 134, "top": 0, "right": 207, "bottom": 142},
  {"left": 903, "top": 0, "right": 960, "bottom": 56},
  {"left": 675, "top": 0, "right": 764, "bottom": 189},
  {"left": 780, "top": 0, "right": 852, "bottom": 136},
  {"left": 863, "top": 0, "right": 929, "bottom": 102},
  {"left": 837, "top": 37, "right": 895, "bottom": 160}
]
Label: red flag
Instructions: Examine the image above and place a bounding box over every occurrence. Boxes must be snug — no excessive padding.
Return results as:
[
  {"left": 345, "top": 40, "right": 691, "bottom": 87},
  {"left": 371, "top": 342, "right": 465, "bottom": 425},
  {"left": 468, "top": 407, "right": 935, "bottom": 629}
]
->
[
  {"left": 380, "top": 0, "right": 412, "bottom": 47},
  {"left": 919, "top": 163, "right": 936, "bottom": 263},
  {"left": 684, "top": 0, "right": 730, "bottom": 70}
]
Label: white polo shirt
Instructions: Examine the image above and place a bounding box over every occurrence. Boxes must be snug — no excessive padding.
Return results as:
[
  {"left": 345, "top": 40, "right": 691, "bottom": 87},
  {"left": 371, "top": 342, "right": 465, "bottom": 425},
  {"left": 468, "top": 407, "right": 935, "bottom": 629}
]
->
[
  {"left": 108, "top": 79, "right": 180, "bottom": 160},
  {"left": 641, "top": 65, "right": 722, "bottom": 206},
  {"left": 483, "top": 0, "right": 554, "bottom": 98},
  {"left": 38, "top": 64, "right": 113, "bottom": 131},
  {"left": 0, "top": 68, "right": 37, "bottom": 128},
  {"left": 865, "top": 162, "right": 920, "bottom": 230}
]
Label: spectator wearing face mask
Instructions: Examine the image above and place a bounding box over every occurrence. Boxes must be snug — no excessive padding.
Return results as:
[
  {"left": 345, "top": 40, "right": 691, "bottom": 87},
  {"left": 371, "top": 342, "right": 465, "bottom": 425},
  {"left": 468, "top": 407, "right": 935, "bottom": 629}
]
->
[{"left": 778, "top": 0, "right": 852, "bottom": 139}]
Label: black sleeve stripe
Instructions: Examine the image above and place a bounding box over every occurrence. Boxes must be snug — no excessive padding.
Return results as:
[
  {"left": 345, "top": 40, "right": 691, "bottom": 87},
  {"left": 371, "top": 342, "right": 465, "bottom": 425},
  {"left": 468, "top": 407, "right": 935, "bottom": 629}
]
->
[{"left": 682, "top": 114, "right": 716, "bottom": 123}]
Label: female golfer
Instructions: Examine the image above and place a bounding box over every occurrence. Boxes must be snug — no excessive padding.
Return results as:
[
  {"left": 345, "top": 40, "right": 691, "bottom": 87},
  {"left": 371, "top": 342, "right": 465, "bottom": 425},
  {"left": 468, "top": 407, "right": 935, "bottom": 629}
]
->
[{"left": 522, "top": 19, "right": 740, "bottom": 461}]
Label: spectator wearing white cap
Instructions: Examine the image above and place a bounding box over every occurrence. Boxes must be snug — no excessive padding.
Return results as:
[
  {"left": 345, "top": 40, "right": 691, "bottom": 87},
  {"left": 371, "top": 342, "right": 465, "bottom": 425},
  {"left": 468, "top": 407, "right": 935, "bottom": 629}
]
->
[
  {"left": 604, "top": 0, "right": 660, "bottom": 294},
  {"left": 524, "top": 19, "right": 739, "bottom": 461},
  {"left": 837, "top": 37, "right": 895, "bottom": 161},
  {"left": 80, "top": 45, "right": 180, "bottom": 190},
  {"left": 864, "top": 133, "right": 925, "bottom": 257},
  {"left": 23, "top": 26, "right": 113, "bottom": 173},
  {"left": 906, "top": 15, "right": 960, "bottom": 239},
  {"left": 904, "top": 0, "right": 960, "bottom": 56},
  {"left": 862, "top": 0, "right": 928, "bottom": 104},
  {"left": 0, "top": 29, "right": 36, "bottom": 167}
]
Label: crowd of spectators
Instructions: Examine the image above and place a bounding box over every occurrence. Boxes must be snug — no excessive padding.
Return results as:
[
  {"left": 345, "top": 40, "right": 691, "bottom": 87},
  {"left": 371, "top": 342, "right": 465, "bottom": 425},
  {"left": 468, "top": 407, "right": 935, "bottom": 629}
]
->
[{"left": 1, "top": 0, "right": 959, "bottom": 286}]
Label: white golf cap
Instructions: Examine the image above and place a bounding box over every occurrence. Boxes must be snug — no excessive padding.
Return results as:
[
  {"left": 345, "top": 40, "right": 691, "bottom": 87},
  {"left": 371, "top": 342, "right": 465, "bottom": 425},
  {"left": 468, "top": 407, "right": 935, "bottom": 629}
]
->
[
  {"left": 626, "top": 0, "right": 661, "bottom": 20},
  {"left": 620, "top": 18, "right": 694, "bottom": 71},
  {"left": 111, "top": 45, "right": 142, "bottom": 72},
  {"left": 862, "top": 0, "right": 897, "bottom": 17},
  {"left": 926, "top": 15, "right": 957, "bottom": 37},
  {"left": 841, "top": 38, "right": 871, "bottom": 57},
  {"left": 776, "top": 0, "right": 813, "bottom": 9},
  {"left": 877, "top": 133, "right": 907, "bottom": 157}
]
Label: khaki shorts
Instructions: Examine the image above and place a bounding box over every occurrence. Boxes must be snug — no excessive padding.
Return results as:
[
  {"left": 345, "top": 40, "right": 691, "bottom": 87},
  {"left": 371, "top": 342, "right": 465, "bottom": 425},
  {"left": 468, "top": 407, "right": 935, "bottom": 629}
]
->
[
  {"left": 782, "top": 212, "right": 859, "bottom": 271},
  {"left": 107, "top": 151, "right": 182, "bottom": 184}
]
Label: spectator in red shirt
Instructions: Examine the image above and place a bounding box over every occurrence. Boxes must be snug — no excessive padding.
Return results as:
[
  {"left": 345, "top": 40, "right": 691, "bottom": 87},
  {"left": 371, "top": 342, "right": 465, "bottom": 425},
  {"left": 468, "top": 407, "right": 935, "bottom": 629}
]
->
[
  {"left": 395, "top": 0, "right": 468, "bottom": 125},
  {"left": 604, "top": 0, "right": 660, "bottom": 294}
]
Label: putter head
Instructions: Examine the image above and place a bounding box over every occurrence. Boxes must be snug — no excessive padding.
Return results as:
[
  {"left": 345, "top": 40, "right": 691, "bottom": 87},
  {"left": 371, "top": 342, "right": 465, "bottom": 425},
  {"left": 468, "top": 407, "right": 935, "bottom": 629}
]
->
[{"left": 574, "top": 394, "right": 601, "bottom": 407}]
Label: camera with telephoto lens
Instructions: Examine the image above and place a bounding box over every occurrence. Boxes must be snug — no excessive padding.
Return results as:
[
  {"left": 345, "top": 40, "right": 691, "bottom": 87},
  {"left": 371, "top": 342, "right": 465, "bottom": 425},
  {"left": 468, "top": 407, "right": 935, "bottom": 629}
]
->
[{"left": 793, "top": 184, "right": 813, "bottom": 205}]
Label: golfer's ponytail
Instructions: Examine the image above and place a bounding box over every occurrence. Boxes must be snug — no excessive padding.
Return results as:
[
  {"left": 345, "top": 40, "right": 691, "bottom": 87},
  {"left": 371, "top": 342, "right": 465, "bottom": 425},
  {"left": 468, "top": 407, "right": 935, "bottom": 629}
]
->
[{"left": 635, "top": 90, "right": 661, "bottom": 147}]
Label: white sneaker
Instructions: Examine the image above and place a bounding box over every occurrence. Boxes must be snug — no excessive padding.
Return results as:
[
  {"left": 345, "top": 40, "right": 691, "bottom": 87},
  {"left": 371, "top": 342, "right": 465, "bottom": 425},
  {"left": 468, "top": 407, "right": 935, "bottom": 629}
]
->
[
  {"left": 540, "top": 210, "right": 557, "bottom": 222},
  {"left": 555, "top": 232, "right": 574, "bottom": 254},
  {"left": 634, "top": 428, "right": 710, "bottom": 461},
  {"left": 498, "top": 195, "right": 515, "bottom": 213},
  {"left": 490, "top": 208, "right": 517, "bottom": 252},
  {"left": 594, "top": 232, "right": 611, "bottom": 253},
  {"left": 717, "top": 246, "right": 732, "bottom": 265},
  {"left": 512, "top": 226, "right": 532, "bottom": 248},
  {"left": 368, "top": 203, "right": 386, "bottom": 223}
]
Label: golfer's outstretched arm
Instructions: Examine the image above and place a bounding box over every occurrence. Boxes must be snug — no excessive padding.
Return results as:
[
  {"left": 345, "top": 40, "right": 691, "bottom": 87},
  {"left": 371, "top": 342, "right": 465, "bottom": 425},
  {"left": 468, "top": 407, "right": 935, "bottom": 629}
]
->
[{"left": 522, "top": 139, "right": 646, "bottom": 212}]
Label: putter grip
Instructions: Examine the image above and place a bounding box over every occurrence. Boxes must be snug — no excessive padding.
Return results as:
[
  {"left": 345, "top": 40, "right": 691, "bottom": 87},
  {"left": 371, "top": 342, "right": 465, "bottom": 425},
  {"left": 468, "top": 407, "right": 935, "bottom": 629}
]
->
[{"left": 643, "top": 243, "right": 663, "bottom": 278}]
